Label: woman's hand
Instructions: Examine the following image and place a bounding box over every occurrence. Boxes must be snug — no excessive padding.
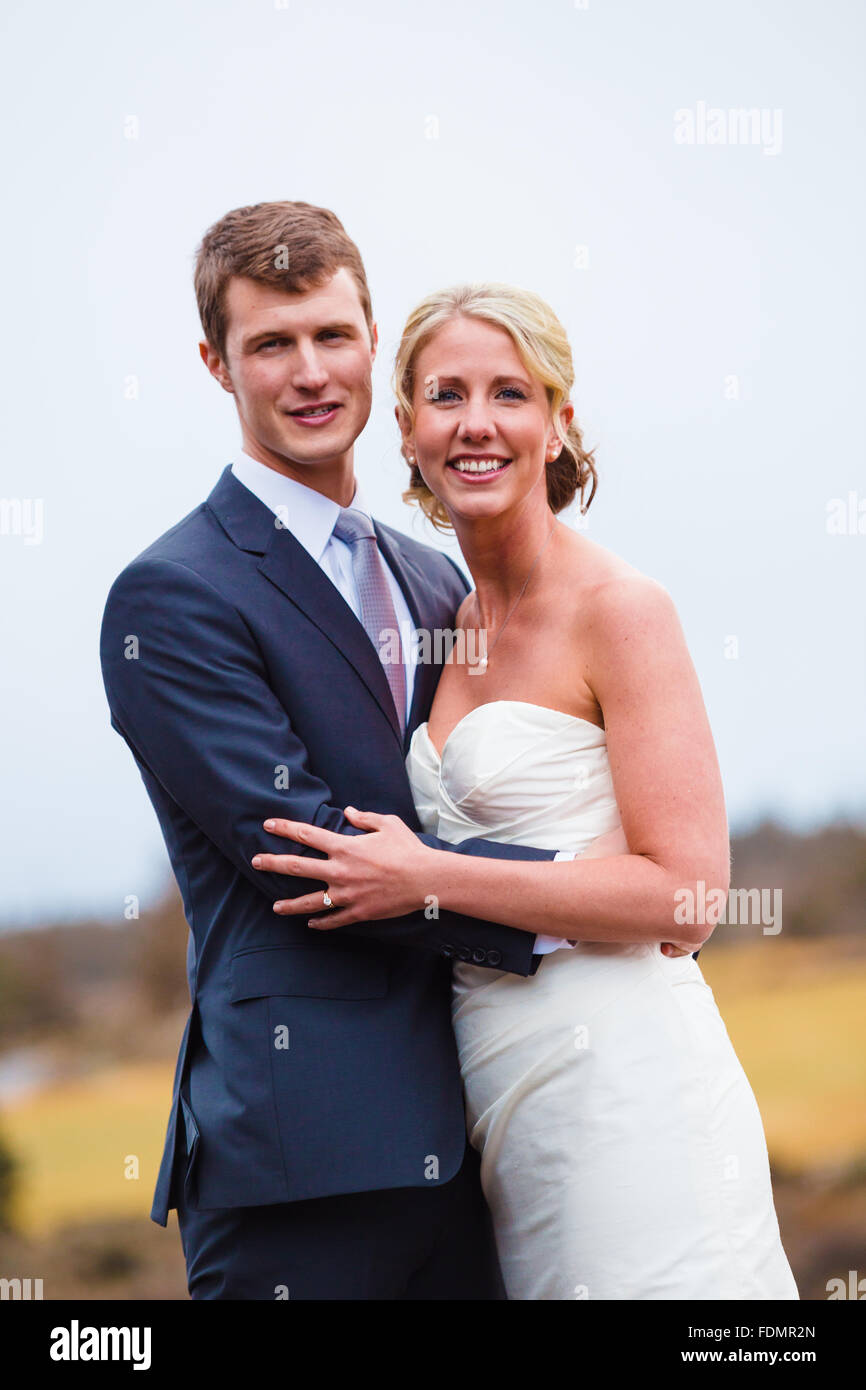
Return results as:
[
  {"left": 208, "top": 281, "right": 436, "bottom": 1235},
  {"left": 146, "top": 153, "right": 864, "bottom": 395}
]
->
[{"left": 251, "top": 807, "right": 436, "bottom": 927}]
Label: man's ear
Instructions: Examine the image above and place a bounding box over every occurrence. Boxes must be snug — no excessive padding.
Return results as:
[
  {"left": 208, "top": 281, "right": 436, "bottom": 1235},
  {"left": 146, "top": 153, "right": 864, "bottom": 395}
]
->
[
  {"left": 199, "top": 339, "right": 235, "bottom": 395},
  {"left": 369, "top": 320, "right": 379, "bottom": 361}
]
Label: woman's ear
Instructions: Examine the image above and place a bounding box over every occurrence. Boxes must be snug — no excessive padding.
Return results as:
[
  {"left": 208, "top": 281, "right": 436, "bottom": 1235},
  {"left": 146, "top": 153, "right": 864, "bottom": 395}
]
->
[
  {"left": 395, "top": 405, "right": 414, "bottom": 458},
  {"left": 549, "top": 399, "right": 574, "bottom": 455}
]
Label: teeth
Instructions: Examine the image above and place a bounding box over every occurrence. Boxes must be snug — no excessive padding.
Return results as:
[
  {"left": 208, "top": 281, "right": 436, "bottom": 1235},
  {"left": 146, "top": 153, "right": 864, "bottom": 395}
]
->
[
  {"left": 297, "top": 405, "right": 335, "bottom": 416},
  {"left": 451, "top": 459, "right": 508, "bottom": 473}
]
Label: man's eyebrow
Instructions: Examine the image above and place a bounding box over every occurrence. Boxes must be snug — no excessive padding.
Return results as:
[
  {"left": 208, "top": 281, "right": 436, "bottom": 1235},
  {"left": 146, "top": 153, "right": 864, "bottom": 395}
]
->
[{"left": 243, "top": 321, "right": 359, "bottom": 347}]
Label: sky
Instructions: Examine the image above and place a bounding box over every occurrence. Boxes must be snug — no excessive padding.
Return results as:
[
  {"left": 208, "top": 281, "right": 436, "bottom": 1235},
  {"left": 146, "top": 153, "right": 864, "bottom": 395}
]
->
[{"left": 1, "top": 0, "right": 864, "bottom": 925}]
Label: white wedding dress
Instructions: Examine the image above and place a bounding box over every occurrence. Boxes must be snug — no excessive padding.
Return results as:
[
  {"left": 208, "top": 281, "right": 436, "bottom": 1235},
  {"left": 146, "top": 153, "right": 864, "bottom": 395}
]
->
[{"left": 406, "top": 700, "right": 798, "bottom": 1301}]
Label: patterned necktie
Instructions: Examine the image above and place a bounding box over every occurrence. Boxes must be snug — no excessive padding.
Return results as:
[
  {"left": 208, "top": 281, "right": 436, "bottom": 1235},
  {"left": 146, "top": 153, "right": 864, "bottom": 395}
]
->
[{"left": 332, "top": 506, "right": 407, "bottom": 733}]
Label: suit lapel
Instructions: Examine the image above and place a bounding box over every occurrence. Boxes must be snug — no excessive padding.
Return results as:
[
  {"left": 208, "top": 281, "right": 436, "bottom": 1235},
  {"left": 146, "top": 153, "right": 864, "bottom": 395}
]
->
[
  {"left": 258, "top": 534, "right": 406, "bottom": 746},
  {"left": 206, "top": 466, "right": 454, "bottom": 755}
]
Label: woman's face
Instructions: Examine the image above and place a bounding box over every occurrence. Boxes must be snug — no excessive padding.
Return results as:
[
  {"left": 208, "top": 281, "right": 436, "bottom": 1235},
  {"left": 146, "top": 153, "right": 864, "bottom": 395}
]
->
[{"left": 400, "top": 315, "right": 572, "bottom": 526}]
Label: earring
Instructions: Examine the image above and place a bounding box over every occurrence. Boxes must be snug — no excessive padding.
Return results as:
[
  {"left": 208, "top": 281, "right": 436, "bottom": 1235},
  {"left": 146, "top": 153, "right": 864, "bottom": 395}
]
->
[{"left": 407, "top": 453, "right": 416, "bottom": 464}]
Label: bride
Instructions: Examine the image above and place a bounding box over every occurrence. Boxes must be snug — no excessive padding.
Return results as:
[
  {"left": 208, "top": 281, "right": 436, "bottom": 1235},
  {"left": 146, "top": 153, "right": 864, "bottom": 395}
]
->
[{"left": 258, "top": 282, "right": 798, "bottom": 1301}]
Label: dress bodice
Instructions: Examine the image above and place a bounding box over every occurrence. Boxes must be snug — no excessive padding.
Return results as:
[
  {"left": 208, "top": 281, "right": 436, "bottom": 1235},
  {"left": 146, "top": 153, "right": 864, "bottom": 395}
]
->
[
  {"left": 405, "top": 699, "right": 622, "bottom": 854},
  {"left": 405, "top": 702, "right": 799, "bottom": 1304}
]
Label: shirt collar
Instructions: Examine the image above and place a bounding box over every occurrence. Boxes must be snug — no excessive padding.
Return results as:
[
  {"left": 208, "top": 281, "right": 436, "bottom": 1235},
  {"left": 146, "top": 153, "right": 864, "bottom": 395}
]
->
[{"left": 231, "top": 451, "right": 370, "bottom": 563}]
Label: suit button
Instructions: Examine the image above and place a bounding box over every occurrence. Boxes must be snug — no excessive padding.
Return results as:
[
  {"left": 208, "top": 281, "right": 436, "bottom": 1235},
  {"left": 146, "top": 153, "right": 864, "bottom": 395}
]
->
[
  {"left": 471, "top": 948, "right": 487, "bottom": 964},
  {"left": 441, "top": 944, "right": 455, "bottom": 958},
  {"left": 456, "top": 946, "right": 472, "bottom": 962},
  {"left": 487, "top": 949, "right": 502, "bottom": 966}
]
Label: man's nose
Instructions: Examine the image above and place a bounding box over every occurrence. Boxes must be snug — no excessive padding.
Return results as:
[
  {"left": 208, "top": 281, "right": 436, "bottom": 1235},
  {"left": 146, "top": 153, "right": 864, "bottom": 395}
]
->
[{"left": 291, "top": 342, "right": 329, "bottom": 393}]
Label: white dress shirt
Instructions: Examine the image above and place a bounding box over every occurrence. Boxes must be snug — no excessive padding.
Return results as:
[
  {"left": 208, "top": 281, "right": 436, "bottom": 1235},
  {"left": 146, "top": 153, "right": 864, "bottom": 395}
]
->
[
  {"left": 230, "top": 451, "right": 574, "bottom": 955},
  {"left": 231, "top": 451, "right": 416, "bottom": 723}
]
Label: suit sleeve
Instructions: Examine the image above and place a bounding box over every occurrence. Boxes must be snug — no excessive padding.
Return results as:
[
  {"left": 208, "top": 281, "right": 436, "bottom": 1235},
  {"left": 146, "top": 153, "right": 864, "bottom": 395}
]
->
[{"left": 101, "top": 557, "right": 551, "bottom": 976}]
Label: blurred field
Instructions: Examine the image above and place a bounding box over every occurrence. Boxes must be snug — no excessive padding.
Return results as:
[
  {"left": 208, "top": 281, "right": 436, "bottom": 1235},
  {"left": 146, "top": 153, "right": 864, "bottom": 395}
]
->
[
  {"left": 3, "top": 937, "right": 865, "bottom": 1238},
  {"left": 699, "top": 937, "right": 866, "bottom": 1170},
  {"left": 1, "top": 856, "right": 865, "bottom": 1300},
  {"left": 3, "top": 1061, "right": 172, "bottom": 1234}
]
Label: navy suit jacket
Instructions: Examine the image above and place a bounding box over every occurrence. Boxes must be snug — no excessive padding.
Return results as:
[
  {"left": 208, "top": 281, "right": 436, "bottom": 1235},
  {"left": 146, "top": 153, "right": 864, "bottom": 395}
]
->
[{"left": 100, "top": 465, "right": 556, "bottom": 1225}]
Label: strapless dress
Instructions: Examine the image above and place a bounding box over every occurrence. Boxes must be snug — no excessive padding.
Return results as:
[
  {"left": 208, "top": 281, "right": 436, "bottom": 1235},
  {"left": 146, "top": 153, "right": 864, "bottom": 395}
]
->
[{"left": 406, "top": 700, "right": 798, "bottom": 1300}]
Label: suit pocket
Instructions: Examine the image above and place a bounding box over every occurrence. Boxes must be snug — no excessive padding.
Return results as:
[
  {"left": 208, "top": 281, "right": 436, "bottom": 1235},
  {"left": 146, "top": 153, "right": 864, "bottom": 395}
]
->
[
  {"left": 230, "top": 944, "right": 388, "bottom": 1002},
  {"left": 179, "top": 1093, "right": 200, "bottom": 1195}
]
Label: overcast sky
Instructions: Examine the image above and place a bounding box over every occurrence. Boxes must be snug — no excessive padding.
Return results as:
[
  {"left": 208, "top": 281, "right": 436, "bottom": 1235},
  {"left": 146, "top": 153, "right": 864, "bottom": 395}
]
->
[{"left": 1, "top": 0, "right": 864, "bottom": 926}]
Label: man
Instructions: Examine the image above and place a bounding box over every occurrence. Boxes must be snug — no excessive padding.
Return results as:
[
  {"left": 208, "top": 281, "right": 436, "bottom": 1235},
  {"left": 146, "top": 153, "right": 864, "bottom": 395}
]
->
[{"left": 99, "top": 201, "right": 568, "bottom": 1300}]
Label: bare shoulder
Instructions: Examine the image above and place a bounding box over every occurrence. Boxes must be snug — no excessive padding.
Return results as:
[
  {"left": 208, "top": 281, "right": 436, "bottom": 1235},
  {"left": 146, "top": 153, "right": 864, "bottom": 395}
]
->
[
  {"left": 585, "top": 571, "right": 680, "bottom": 643},
  {"left": 562, "top": 533, "right": 678, "bottom": 635},
  {"left": 557, "top": 540, "right": 687, "bottom": 703}
]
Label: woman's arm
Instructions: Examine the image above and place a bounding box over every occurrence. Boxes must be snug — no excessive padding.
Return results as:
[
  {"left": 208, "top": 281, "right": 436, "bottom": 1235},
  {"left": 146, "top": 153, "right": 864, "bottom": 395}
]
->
[
  {"left": 254, "top": 577, "right": 730, "bottom": 948},
  {"left": 416, "top": 576, "right": 730, "bottom": 945}
]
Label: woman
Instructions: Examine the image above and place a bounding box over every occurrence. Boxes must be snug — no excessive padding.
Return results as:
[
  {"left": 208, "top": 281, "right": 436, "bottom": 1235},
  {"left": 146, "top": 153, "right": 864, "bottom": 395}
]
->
[{"left": 256, "top": 283, "right": 798, "bottom": 1300}]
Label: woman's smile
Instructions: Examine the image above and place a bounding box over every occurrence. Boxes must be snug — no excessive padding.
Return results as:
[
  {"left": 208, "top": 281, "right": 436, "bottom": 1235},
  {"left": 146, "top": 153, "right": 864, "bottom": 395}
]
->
[{"left": 446, "top": 453, "right": 512, "bottom": 482}]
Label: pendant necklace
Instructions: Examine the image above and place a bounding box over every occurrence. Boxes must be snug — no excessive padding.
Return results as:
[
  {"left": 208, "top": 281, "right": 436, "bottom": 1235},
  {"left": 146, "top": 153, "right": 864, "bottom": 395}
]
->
[{"left": 473, "top": 521, "right": 557, "bottom": 672}]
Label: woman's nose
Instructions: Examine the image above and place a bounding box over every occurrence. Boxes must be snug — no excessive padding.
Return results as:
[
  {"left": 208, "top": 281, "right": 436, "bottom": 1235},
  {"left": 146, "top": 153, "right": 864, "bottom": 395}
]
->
[{"left": 458, "top": 400, "right": 495, "bottom": 439}]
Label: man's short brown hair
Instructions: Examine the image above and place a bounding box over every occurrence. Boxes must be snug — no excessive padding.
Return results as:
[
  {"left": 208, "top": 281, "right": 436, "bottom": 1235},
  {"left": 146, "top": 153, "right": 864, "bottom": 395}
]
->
[{"left": 194, "top": 201, "right": 374, "bottom": 359}]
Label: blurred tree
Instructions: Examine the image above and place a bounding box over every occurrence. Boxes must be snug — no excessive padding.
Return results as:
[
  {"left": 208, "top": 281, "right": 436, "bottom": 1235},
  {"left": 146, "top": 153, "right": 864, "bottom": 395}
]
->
[
  {"left": 0, "top": 943, "right": 74, "bottom": 1045},
  {"left": 135, "top": 885, "right": 190, "bottom": 1014},
  {"left": 0, "top": 1126, "right": 19, "bottom": 1232}
]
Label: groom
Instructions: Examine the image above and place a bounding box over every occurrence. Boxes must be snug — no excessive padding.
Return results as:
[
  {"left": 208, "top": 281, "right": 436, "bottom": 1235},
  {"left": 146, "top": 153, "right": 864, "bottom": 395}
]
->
[{"left": 100, "top": 200, "right": 570, "bottom": 1300}]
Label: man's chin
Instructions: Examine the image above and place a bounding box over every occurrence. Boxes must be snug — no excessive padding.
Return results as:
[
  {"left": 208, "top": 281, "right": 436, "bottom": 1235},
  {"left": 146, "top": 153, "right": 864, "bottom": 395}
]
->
[
  {"left": 261, "top": 429, "right": 356, "bottom": 470},
  {"left": 281, "top": 442, "right": 353, "bottom": 469}
]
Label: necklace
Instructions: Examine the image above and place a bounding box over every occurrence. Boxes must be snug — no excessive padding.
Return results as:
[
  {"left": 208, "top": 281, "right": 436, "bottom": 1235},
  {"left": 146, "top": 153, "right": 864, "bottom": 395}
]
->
[{"left": 472, "top": 521, "right": 557, "bottom": 672}]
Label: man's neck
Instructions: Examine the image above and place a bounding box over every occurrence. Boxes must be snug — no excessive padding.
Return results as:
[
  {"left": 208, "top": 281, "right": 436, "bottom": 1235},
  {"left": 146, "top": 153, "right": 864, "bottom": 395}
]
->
[{"left": 240, "top": 440, "right": 356, "bottom": 508}]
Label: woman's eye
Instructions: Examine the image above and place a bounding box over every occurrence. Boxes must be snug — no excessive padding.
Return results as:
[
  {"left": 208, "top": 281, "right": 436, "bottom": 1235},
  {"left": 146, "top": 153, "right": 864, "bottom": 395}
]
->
[{"left": 430, "top": 385, "right": 526, "bottom": 403}]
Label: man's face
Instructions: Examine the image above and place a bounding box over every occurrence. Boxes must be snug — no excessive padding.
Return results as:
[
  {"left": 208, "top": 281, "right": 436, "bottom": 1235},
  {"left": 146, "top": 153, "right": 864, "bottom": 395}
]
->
[{"left": 201, "top": 267, "right": 377, "bottom": 485}]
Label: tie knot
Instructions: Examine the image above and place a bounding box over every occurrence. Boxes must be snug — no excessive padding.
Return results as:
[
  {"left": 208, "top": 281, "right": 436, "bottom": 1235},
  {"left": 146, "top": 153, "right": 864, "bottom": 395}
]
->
[{"left": 333, "top": 506, "right": 376, "bottom": 546}]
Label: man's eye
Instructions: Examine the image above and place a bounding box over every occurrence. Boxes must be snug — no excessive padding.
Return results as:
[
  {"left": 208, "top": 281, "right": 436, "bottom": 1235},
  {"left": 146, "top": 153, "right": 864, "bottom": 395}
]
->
[
  {"left": 257, "top": 339, "right": 286, "bottom": 351},
  {"left": 320, "top": 330, "right": 345, "bottom": 340}
]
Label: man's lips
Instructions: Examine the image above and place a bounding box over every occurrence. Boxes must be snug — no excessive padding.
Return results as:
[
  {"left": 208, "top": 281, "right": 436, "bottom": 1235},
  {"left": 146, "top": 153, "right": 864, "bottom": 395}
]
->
[
  {"left": 286, "top": 402, "right": 342, "bottom": 426},
  {"left": 446, "top": 455, "right": 512, "bottom": 481}
]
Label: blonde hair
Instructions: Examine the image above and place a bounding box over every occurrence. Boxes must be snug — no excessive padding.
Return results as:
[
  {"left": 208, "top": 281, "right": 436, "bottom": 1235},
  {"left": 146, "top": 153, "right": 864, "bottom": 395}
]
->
[{"left": 392, "top": 282, "right": 598, "bottom": 533}]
